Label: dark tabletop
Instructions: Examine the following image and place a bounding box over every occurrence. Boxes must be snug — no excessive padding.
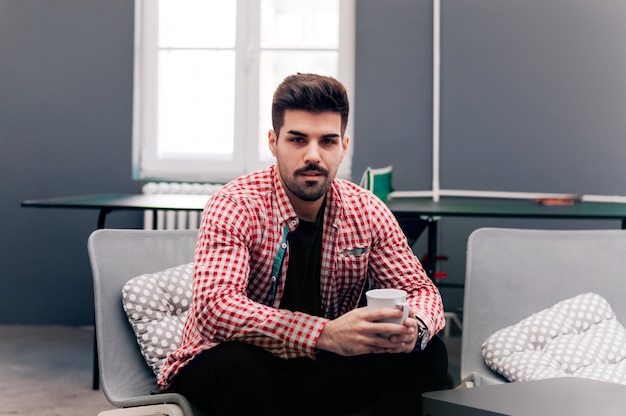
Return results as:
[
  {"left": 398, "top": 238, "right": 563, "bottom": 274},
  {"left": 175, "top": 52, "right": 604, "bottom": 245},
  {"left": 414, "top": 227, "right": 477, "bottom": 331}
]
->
[
  {"left": 21, "top": 193, "right": 210, "bottom": 211},
  {"left": 386, "top": 197, "right": 626, "bottom": 221}
]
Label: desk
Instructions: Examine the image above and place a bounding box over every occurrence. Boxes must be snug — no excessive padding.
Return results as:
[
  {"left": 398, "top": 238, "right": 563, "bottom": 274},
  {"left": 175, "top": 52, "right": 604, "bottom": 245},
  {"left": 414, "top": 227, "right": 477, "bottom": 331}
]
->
[
  {"left": 22, "top": 194, "right": 626, "bottom": 388},
  {"left": 24, "top": 194, "right": 626, "bottom": 279},
  {"left": 422, "top": 377, "right": 626, "bottom": 415},
  {"left": 386, "top": 197, "right": 626, "bottom": 278},
  {"left": 21, "top": 194, "right": 210, "bottom": 389},
  {"left": 23, "top": 194, "right": 626, "bottom": 281},
  {"left": 21, "top": 193, "right": 210, "bottom": 228}
]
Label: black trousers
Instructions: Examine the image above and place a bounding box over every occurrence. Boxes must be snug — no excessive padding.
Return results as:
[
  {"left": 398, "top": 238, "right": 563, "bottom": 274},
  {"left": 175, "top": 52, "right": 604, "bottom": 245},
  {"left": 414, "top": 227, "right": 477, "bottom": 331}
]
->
[{"left": 168, "top": 336, "right": 448, "bottom": 416}]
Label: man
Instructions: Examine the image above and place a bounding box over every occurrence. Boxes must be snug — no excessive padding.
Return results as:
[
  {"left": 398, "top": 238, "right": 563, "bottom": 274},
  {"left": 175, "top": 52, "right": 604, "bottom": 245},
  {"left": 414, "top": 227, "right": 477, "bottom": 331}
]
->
[{"left": 159, "top": 73, "right": 448, "bottom": 415}]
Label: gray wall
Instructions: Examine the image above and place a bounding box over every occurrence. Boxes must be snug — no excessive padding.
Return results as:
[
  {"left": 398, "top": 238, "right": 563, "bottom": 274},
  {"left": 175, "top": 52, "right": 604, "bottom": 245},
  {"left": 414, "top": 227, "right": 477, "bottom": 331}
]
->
[
  {"left": 353, "top": 0, "right": 626, "bottom": 311},
  {"left": 0, "top": 0, "right": 142, "bottom": 325},
  {"left": 2, "top": 0, "right": 626, "bottom": 324}
]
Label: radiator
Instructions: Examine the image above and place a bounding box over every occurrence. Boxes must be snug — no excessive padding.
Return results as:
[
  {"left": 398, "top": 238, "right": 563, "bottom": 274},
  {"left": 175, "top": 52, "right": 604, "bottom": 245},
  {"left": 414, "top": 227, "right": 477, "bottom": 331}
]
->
[{"left": 142, "top": 182, "right": 222, "bottom": 230}]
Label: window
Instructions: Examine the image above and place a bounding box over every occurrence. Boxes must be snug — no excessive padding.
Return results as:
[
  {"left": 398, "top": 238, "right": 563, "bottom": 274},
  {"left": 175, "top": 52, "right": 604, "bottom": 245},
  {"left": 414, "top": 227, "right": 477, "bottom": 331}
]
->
[{"left": 133, "top": 0, "right": 355, "bottom": 183}]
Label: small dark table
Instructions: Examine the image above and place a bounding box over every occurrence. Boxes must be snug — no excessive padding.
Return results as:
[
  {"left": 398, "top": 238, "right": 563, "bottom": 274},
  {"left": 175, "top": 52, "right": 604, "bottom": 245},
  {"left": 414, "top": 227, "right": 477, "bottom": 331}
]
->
[{"left": 422, "top": 377, "right": 626, "bottom": 415}]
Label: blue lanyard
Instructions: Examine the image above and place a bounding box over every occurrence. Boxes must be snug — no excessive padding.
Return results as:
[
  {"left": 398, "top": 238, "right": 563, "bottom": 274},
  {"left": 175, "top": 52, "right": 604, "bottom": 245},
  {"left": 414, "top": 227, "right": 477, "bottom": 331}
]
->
[{"left": 269, "top": 224, "right": 289, "bottom": 305}]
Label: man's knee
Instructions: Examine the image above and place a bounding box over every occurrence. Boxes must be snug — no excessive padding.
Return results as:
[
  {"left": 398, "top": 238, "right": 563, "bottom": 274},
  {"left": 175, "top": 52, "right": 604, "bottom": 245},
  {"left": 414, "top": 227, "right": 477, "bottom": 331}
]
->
[{"left": 173, "top": 342, "right": 281, "bottom": 415}]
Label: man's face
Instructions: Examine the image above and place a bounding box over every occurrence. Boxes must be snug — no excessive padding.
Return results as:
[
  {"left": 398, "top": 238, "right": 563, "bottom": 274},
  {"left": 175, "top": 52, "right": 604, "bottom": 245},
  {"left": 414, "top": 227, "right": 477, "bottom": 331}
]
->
[{"left": 269, "top": 109, "right": 349, "bottom": 203}]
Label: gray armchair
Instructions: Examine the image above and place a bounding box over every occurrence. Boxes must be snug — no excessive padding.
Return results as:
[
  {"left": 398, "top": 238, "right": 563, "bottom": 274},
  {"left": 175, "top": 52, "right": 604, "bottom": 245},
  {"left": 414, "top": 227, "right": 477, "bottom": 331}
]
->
[
  {"left": 461, "top": 227, "right": 626, "bottom": 386},
  {"left": 88, "top": 228, "right": 207, "bottom": 416}
]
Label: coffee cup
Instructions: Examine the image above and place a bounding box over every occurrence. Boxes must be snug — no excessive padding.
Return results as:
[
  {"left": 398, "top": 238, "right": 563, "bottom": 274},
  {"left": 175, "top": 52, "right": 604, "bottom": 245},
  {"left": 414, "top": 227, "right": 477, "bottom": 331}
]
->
[{"left": 366, "top": 288, "right": 410, "bottom": 325}]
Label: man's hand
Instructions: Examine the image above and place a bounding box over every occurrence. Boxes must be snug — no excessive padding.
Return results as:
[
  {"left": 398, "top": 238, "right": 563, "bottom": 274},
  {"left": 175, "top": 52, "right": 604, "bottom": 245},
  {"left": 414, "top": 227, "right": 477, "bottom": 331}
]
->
[{"left": 315, "top": 307, "right": 419, "bottom": 356}]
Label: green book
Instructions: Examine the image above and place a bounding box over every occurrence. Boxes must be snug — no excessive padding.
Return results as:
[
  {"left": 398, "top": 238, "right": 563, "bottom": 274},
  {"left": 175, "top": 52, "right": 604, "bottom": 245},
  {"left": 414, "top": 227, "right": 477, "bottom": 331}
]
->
[{"left": 359, "top": 165, "right": 394, "bottom": 201}]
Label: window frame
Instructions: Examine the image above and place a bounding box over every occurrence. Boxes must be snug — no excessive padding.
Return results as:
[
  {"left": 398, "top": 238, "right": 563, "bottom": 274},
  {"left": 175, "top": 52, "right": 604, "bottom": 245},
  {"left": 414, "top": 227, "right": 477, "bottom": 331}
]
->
[{"left": 132, "top": 0, "right": 355, "bottom": 183}]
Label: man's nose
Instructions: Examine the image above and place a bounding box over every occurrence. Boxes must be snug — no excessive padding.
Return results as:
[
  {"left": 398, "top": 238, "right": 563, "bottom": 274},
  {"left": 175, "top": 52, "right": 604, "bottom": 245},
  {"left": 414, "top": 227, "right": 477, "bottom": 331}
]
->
[{"left": 303, "top": 142, "right": 321, "bottom": 164}]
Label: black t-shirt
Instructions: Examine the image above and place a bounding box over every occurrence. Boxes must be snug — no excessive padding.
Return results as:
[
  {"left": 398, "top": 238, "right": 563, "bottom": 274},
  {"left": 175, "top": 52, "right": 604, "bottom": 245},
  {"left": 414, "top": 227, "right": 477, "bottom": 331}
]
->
[{"left": 279, "top": 213, "right": 324, "bottom": 317}]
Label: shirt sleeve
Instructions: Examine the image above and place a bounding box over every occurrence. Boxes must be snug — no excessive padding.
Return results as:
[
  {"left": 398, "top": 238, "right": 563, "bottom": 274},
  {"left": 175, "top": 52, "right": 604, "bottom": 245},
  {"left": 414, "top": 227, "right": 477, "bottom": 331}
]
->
[{"left": 365, "top": 196, "right": 446, "bottom": 338}]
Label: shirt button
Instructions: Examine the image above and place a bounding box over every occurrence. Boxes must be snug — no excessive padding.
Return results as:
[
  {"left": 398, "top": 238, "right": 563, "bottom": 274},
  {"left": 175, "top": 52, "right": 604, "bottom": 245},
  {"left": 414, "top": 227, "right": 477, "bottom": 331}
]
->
[
  {"left": 290, "top": 219, "right": 297, "bottom": 226},
  {"left": 271, "top": 276, "right": 277, "bottom": 282},
  {"left": 281, "top": 243, "right": 287, "bottom": 249}
]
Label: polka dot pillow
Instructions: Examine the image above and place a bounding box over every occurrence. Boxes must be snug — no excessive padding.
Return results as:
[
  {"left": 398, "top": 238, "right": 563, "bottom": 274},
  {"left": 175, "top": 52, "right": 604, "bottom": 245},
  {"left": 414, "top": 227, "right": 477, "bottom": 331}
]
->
[
  {"left": 122, "top": 262, "right": 194, "bottom": 375},
  {"left": 482, "top": 292, "right": 626, "bottom": 384}
]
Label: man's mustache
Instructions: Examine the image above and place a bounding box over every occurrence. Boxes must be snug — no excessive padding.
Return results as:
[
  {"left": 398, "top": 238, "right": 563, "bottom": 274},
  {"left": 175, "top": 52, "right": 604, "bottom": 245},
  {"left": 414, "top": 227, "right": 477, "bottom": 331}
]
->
[{"left": 296, "top": 164, "right": 329, "bottom": 176}]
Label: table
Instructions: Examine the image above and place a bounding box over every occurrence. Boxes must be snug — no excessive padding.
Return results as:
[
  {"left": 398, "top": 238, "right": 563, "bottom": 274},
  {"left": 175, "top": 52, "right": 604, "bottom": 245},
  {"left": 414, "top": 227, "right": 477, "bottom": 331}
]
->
[
  {"left": 23, "top": 194, "right": 626, "bottom": 281},
  {"left": 21, "top": 193, "right": 210, "bottom": 228},
  {"left": 24, "top": 194, "right": 626, "bottom": 281},
  {"left": 21, "top": 194, "right": 210, "bottom": 390},
  {"left": 22, "top": 194, "right": 626, "bottom": 388},
  {"left": 385, "top": 197, "right": 626, "bottom": 279},
  {"left": 422, "top": 377, "right": 626, "bottom": 415}
]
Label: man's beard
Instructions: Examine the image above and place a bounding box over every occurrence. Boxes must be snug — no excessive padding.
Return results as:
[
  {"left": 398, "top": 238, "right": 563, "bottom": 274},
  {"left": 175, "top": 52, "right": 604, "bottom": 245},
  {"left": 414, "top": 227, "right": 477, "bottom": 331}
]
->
[{"left": 282, "top": 164, "right": 332, "bottom": 201}]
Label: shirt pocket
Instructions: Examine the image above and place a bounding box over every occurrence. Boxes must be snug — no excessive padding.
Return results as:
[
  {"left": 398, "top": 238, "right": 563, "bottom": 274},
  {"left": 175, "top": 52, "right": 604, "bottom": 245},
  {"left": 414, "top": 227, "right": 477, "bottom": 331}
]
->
[
  {"left": 332, "top": 249, "right": 370, "bottom": 315},
  {"left": 335, "top": 247, "right": 370, "bottom": 285}
]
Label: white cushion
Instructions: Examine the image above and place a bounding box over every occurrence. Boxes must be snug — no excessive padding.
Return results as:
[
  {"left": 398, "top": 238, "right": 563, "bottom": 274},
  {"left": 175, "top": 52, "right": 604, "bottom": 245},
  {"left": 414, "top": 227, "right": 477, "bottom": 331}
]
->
[
  {"left": 122, "top": 263, "right": 193, "bottom": 375},
  {"left": 482, "top": 292, "right": 626, "bottom": 384}
]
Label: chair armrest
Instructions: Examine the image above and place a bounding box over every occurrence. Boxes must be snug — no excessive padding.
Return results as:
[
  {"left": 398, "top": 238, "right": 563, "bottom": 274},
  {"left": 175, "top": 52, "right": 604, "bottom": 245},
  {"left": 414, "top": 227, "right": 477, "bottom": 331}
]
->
[{"left": 98, "top": 403, "right": 184, "bottom": 416}]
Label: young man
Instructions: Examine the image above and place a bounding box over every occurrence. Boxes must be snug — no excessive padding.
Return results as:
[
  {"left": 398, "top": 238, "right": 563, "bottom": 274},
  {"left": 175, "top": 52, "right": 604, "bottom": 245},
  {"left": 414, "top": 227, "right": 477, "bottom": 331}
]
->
[{"left": 159, "top": 73, "right": 448, "bottom": 415}]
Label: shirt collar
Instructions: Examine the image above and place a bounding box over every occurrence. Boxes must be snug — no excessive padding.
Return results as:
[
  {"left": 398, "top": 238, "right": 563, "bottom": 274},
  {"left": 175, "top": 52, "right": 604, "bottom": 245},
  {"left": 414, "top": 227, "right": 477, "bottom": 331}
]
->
[{"left": 271, "top": 165, "right": 299, "bottom": 231}]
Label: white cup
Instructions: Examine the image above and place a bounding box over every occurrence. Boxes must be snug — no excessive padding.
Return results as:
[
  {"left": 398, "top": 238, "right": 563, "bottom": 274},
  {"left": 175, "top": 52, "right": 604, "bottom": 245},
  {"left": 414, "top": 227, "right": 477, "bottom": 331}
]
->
[{"left": 366, "top": 288, "right": 410, "bottom": 326}]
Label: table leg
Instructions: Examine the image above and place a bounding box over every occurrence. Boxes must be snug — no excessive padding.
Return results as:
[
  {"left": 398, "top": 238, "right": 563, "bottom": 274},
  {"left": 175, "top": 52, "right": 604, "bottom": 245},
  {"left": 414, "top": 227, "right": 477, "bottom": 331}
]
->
[
  {"left": 426, "top": 217, "right": 438, "bottom": 280},
  {"left": 97, "top": 208, "right": 112, "bottom": 229}
]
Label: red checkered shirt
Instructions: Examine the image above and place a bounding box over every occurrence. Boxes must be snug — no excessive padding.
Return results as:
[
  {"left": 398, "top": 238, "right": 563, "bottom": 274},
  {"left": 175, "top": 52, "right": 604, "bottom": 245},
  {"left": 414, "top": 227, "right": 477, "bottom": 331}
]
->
[{"left": 157, "top": 165, "right": 445, "bottom": 389}]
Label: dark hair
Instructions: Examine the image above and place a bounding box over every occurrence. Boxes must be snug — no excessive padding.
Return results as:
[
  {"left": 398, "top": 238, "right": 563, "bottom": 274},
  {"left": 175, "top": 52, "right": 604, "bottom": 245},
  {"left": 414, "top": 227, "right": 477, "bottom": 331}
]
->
[{"left": 271, "top": 73, "right": 349, "bottom": 137}]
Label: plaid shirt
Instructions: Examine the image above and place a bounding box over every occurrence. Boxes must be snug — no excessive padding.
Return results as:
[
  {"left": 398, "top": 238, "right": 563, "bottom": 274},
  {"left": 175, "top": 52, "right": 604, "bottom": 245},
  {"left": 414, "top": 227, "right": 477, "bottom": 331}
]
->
[{"left": 157, "top": 165, "right": 445, "bottom": 389}]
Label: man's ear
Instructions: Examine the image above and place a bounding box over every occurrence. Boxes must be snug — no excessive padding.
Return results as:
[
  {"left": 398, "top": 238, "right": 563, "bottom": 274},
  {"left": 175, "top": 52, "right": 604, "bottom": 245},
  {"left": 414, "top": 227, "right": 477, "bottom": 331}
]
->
[
  {"left": 341, "top": 136, "right": 350, "bottom": 161},
  {"left": 268, "top": 130, "right": 278, "bottom": 157}
]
